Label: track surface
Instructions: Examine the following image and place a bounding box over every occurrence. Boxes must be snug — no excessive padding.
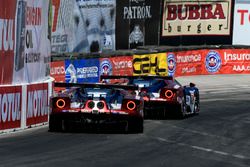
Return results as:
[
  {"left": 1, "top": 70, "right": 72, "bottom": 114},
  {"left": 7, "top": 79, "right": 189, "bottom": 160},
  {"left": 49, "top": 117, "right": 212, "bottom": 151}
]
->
[{"left": 1, "top": 74, "right": 250, "bottom": 167}]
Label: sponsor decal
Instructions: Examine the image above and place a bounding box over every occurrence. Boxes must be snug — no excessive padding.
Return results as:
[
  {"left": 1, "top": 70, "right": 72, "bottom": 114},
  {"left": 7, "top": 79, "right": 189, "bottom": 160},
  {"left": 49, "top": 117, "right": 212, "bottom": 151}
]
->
[
  {"left": 0, "top": 86, "right": 22, "bottom": 130},
  {"left": 205, "top": 50, "right": 222, "bottom": 73},
  {"left": 133, "top": 53, "right": 167, "bottom": 76},
  {"left": 167, "top": 53, "right": 176, "bottom": 76},
  {"left": 26, "top": 83, "right": 48, "bottom": 126},
  {"left": 100, "top": 59, "right": 112, "bottom": 76},
  {"left": 162, "top": 0, "right": 231, "bottom": 36}
]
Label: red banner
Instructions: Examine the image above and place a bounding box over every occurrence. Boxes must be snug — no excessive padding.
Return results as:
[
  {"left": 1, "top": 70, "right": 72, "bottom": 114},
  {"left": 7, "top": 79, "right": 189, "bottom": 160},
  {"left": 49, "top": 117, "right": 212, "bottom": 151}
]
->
[
  {"left": 26, "top": 83, "right": 48, "bottom": 126},
  {"left": 0, "top": 0, "right": 16, "bottom": 84},
  {"left": 0, "top": 86, "right": 22, "bottom": 130},
  {"left": 170, "top": 49, "right": 250, "bottom": 77},
  {"left": 50, "top": 61, "right": 65, "bottom": 82},
  {"left": 100, "top": 56, "right": 133, "bottom": 76}
]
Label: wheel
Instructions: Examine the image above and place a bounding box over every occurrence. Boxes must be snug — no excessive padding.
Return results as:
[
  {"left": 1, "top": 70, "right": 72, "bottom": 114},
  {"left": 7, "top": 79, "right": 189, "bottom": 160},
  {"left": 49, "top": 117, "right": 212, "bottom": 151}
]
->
[
  {"left": 128, "top": 117, "right": 144, "bottom": 133},
  {"left": 193, "top": 102, "right": 200, "bottom": 115},
  {"left": 49, "top": 115, "right": 62, "bottom": 132},
  {"left": 178, "top": 99, "right": 187, "bottom": 119}
]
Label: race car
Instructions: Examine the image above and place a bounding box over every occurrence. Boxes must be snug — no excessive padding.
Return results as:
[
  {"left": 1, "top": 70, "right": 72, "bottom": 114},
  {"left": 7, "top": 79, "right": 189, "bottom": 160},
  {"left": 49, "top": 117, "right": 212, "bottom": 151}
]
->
[
  {"left": 49, "top": 82, "right": 144, "bottom": 133},
  {"left": 101, "top": 75, "right": 200, "bottom": 119}
]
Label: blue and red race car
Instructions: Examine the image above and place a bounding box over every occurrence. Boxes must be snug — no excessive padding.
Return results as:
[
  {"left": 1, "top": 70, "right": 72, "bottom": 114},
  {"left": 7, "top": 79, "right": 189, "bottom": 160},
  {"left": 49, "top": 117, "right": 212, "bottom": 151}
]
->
[
  {"left": 101, "top": 75, "right": 200, "bottom": 119},
  {"left": 49, "top": 82, "right": 144, "bottom": 133}
]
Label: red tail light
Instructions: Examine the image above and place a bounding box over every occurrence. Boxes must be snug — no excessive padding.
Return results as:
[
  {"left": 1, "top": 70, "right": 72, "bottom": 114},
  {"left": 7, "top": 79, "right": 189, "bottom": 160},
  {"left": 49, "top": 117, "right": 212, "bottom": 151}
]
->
[
  {"left": 127, "top": 101, "right": 136, "bottom": 111},
  {"left": 160, "top": 89, "right": 175, "bottom": 99},
  {"left": 165, "top": 90, "right": 174, "bottom": 99},
  {"left": 56, "top": 99, "right": 66, "bottom": 109},
  {"left": 122, "top": 99, "right": 140, "bottom": 112},
  {"left": 52, "top": 97, "right": 70, "bottom": 111}
]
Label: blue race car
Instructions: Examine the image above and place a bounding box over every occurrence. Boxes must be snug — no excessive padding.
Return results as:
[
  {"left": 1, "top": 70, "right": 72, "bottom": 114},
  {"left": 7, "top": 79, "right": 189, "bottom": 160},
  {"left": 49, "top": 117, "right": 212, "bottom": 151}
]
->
[{"left": 101, "top": 75, "right": 200, "bottom": 119}]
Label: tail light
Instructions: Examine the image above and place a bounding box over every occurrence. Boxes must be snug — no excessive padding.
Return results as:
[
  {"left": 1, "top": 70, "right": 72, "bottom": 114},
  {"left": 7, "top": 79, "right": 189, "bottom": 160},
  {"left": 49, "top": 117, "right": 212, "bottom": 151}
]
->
[
  {"left": 160, "top": 89, "right": 175, "bottom": 99},
  {"left": 122, "top": 99, "right": 140, "bottom": 112},
  {"left": 127, "top": 101, "right": 136, "bottom": 111},
  {"left": 52, "top": 97, "right": 70, "bottom": 111}
]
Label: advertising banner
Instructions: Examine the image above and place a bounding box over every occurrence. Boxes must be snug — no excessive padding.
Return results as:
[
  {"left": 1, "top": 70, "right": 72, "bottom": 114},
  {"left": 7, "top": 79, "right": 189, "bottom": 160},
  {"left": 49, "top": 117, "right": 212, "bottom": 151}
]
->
[
  {"left": 162, "top": 0, "right": 232, "bottom": 37},
  {"left": 12, "top": 0, "right": 51, "bottom": 84},
  {"left": 0, "top": 0, "right": 16, "bottom": 85},
  {"left": 116, "top": 0, "right": 161, "bottom": 49},
  {"left": 170, "top": 49, "right": 250, "bottom": 77},
  {"left": 0, "top": 86, "right": 22, "bottom": 130},
  {"left": 26, "top": 83, "right": 48, "bottom": 126},
  {"left": 133, "top": 53, "right": 168, "bottom": 76},
  {"left": 50, "top": 61, "right": 65, "bottom": 82},
  {"left": 51, "top": 0, "right": 116, "bottom": 53},
  {"left": 233, "top": 0, "right": 250, "bottom": 45},
  {"left": 65, "top": 58, "right": 99, "bottom": 83},
  {"left": 100, "top": 56, "right": 133, "bottom": 77}
]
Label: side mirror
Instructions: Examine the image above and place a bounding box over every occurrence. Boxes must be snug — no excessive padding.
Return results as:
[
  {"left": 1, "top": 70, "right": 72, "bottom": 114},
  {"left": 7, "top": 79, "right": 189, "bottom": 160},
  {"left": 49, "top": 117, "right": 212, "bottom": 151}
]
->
[{"left": 189, "top": 82, "right": 195, "bottom": 87}]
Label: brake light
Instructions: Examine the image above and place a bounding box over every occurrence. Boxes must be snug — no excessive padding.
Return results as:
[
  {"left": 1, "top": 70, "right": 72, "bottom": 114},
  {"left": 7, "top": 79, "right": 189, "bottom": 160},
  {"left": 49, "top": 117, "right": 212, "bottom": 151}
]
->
[
  {"left": 127, "top": 101, "right": 136, "bottom": 111},
  {"left": 56, "top": 99, "right": 66, "bottom": 109},
  {"left": 165, "top": 90, "right": 174, "bottom": 99}
]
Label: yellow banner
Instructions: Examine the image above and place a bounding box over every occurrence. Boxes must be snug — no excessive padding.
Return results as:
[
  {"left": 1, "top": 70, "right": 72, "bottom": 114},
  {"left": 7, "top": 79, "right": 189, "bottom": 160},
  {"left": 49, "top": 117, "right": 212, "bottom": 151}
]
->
[{"left": 133, "top": 53, "right": 168, "bottom": 76}]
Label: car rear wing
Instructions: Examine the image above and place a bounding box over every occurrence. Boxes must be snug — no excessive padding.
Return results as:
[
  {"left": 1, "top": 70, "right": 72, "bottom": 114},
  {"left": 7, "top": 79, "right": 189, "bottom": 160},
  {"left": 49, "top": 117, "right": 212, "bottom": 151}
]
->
[
  {"left": 54, "top": 82, "right": 139, "bottom": 90},
  {"left": 100, "top": 75, "right": 173, "bottom": 81}
]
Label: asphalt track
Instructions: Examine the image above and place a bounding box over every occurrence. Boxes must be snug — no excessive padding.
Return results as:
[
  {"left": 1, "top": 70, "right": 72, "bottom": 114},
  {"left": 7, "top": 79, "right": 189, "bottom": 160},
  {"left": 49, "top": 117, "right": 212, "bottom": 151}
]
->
[{"left": 1, "top": 74, "right": 250, "bottom": 167}]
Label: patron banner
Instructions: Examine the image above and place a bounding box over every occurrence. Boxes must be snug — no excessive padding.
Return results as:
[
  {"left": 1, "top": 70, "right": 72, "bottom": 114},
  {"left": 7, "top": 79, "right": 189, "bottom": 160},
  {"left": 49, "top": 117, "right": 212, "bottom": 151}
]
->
[
  {"left": 116, "top": 0, "right": 161, "bottom": 49},
  {"left": 51, "top": 0, "right": 116, "bottom": 53},
  {"left": 0, "top": 0, "right": 16, "bottom": 84},
  {"left": 233, "top": 0, "right": 250, "bottom": 45},
  {"left": 162, "top": 0, "right": 232, "bottom": 36},
  {"left": 0, "top": 86, "right": 22, "bottom": 130}
]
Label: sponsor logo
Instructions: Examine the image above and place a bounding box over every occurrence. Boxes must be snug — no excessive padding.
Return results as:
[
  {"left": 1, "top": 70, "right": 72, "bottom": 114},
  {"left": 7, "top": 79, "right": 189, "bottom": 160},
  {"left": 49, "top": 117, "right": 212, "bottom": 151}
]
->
[
  {"left": 100, "top": 59, "right": 112, "bottom": 76},
  {"left": 50, "top": 66, "right": 65, "bottom": 75},
  {"left": 168, "top": 53, "right": 176, "bottom": 76},
  {"left": 224, "top": 52, "right": 250, "bottom": 62},
  {"left": 0, "top": 93, "right": 21, "bottom": 123},
  {"left": 177, "top": 54, "right": 201, "bottom": 63},
  {"left": 0, "top": 19, "right": 14, "bottom": 51},
  {"left": 205, "top": 50, "right": 222, "bottom": 73},
  {"left": 27, "top": 89, "right": 48, "bottom": 119}
]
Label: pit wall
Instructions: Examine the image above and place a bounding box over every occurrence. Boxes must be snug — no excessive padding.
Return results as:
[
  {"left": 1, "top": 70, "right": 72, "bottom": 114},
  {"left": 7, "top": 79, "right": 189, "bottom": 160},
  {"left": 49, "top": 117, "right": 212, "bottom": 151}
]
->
[
  {"left": 50, "top": 47, "right": 250, "bottom": 83},
  {"left": 0, "top": 78, "right": 53, "bottom": 133}
]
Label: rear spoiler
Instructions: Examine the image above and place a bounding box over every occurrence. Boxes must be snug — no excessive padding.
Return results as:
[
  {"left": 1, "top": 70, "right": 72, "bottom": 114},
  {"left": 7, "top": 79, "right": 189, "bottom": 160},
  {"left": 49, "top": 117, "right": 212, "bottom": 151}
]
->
[
  {"left": 100, "top": 75, "right": 173, "bottom": 81},
  {"left": 54, "top": 82, "right": 139, "bottom": 90}
]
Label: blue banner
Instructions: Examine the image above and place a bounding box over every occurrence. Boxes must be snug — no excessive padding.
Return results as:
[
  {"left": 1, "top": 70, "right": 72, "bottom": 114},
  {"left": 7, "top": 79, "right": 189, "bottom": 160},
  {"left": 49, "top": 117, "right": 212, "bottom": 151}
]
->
[{"left": 65, "top": 59, "right": 100, "bottom": 83}]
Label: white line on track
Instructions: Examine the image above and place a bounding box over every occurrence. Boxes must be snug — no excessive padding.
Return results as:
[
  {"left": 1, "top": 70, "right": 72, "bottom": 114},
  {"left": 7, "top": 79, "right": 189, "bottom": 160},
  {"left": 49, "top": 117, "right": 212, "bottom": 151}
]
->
[{"left": 152, "top": 135, "right": 249, "bottom": 161}]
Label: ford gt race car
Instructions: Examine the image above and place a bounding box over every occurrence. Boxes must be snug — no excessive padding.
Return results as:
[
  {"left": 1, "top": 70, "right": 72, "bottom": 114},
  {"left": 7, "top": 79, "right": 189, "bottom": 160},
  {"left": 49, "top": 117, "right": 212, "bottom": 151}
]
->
[
  {"left": 49, "top": 82, "right": 144, "bottom": 133},
  {"left": 101, "top": 75, "right": 200, "bottom": 119}
]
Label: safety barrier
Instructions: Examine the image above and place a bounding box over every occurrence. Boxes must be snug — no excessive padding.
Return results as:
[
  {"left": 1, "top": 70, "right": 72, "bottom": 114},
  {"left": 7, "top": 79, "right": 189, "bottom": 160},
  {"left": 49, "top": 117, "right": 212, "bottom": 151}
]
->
[{"left": 0, "top": 78, "right": 54, "bottom": 133}]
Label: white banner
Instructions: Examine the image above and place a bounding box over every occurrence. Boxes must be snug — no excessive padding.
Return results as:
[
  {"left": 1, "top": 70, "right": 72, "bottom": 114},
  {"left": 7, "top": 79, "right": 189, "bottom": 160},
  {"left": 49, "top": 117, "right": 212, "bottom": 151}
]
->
[
  {"left": 51, "top": 0, "right": 116, "bottom": 53},
  {"left": 13, "top": 0, "right": 51, "bottom": 84},
  {"left": 233, "top": 0, "right": 250, "bottom": 45}
]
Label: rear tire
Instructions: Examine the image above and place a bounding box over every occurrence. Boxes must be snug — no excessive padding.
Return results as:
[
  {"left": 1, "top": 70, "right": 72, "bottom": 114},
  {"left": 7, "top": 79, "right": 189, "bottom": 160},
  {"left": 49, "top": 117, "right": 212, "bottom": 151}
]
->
[{"left": 49, "top": 115, "right": 62, "bottom": 132}]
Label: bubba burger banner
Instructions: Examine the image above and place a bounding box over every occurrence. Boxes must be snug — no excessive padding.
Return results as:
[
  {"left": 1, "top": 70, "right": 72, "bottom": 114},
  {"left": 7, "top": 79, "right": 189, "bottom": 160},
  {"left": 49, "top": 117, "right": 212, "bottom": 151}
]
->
[
  {"left": 162, "top": 0, "right": 232, "bottom": 36},
  {"left": 26, "top": 83, "right": 48, "bottom": 126},
  {"left": 0, "top": 86, "right": 22, "bottom": 130},
  {"left": 171, "top": 49, "right": 250, "bottom": 77}
]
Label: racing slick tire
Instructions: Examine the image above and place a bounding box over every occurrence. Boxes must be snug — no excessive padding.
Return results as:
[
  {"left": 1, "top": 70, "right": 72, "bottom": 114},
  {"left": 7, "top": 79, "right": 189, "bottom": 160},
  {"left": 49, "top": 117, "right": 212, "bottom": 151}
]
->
[
  {"left": 49, "top": 115, "right": 62, "bottom": 132},
  {"left": 178, "top": 99, "right": 187, "bottom": 119},
  {"left": 126, "top": 117, "right": 144, "bottom": 133}
]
